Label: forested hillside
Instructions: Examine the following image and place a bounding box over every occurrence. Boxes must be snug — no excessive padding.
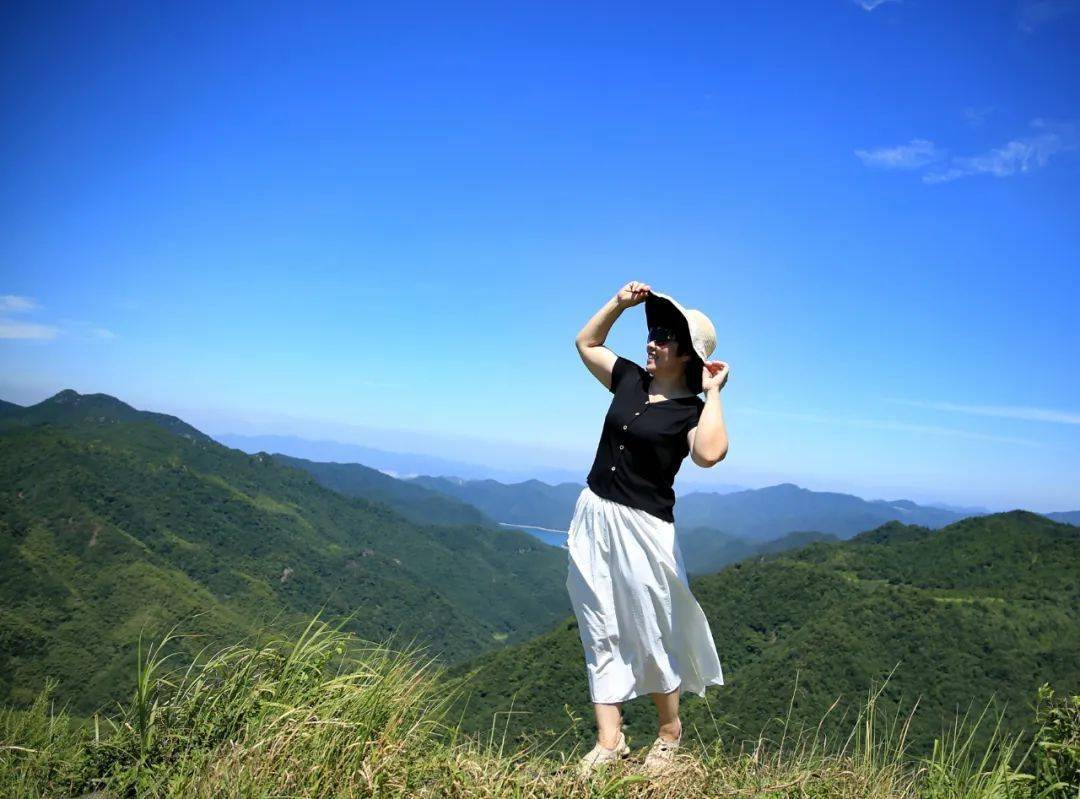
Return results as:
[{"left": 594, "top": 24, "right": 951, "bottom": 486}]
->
[
  {"left": 445, "top": 511, "right": 1079, "bottom": 756},
  {"left": 0, "top": 392, "right": 570, "bottom": 717},
  {"left": 406, "top": 475, "right": 585, "bottom": 529},
  {"left": 271, "top": 453, "right": 492, "bottom": 527}
]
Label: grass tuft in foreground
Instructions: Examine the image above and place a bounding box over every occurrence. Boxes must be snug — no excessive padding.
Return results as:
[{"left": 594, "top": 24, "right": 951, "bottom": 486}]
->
[{"left": 1, "top": 614, "right": 1076, "bottom": 798}]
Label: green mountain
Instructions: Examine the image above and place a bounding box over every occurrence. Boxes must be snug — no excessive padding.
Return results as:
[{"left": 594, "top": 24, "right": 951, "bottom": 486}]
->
[
  {"left": 0, "top": 389, "right": 212, "bottom": 443},
  {"left": 444, "top": 510, "right": 1079, "bottom": 756},
  {"left": 0, "top": 391, "right": 570, "bottom": 717},
  {"left": 751, "top": 528, "right": 840, "bottom": 555},
  {"left": 406, "top": 475, "right": 972, "bottom": 543},
  {"left": 677, "top": 526, "right": 840, "bottom": 575},
  {"left": 267, "top": 458, "right": 836, "bottom": 575},
  {"left": 406, "top": 475, "right": 585, "bottom": 529},
  {"left": 675, "top": 482, "right": 969, "bottom": 541},
  {"left": 676, "top": 525, "right": 758, "bottom": 575},
  {"left": 270, "top": 453, "right": 492, "bottom": 527},
  {"left": 0, "top": 398, "right": 25, "bottom": 416}
]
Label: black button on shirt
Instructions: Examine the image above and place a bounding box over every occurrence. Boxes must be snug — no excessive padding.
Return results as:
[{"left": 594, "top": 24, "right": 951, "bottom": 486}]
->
[{"left": 586, "top": 355, "right": 705, "bottom": 524}]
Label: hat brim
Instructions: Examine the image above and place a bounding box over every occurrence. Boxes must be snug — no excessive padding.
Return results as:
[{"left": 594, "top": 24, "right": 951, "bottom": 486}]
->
[
  {"left": 645, "top": 292, "right": 695, "bottom": 354},
  {"left": 646, "top": 292, "right": 705, "bottom": 394}
]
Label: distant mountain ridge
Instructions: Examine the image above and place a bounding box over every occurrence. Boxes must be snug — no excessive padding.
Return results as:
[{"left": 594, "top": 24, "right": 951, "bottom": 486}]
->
[
  {"left": 214, "top": 432, "right": 590, "bottom": 485},
  {"left": 406, "top": 475, "right": 586, "bottom": 529},
  {"left": 0, "top": 389, "right": 212, "bottom": 443},
  {"left": 247, "top": 448, "right": 1075, "bottom": 549},
  {"left": 1046, "top": 510, "right": 1080, "bottom": 525},
  {"left": 214, "top": 434, "right": 1073, "bottom": 526},
  {"left": 7, "top": 391, "right": 1075, "bottom": 548},
  {"left": 675, "top": 526, "right": 840, "bottom": 575},
  {"left": 673, "top": 482, "right": 973, "bottom": 541},
  {"left": 232, "top": 460, "right": 846, "bottom": 575},
  {"left": 269, "top": 454, "right": 493, "bottom": 527},
  {"left": 400, "top": 474, "right": 984, "bottom": 542}
]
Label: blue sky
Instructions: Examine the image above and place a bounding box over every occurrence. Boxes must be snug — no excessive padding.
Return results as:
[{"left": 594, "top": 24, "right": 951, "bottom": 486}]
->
[{"left": 2, "top": 0, "right": 1078, "bottom": 512}]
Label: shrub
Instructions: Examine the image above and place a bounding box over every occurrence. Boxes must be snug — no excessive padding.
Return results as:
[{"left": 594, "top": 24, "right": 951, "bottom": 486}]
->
[{"left": 1031, "top": 683, "right": 1080, "bottom": 799}]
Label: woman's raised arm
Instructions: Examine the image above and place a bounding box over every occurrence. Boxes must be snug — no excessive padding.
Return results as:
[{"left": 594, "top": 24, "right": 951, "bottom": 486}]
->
[{"left": 575, "top": 281, "right": 650, "bottom": 391}]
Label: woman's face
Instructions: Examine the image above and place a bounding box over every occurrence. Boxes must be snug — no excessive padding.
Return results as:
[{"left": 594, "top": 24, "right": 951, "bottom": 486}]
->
[{"left": 646, "top": 336, "right": 691, "bottom": 379}]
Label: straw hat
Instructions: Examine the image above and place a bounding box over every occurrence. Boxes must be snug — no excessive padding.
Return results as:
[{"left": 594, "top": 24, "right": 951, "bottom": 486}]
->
[{"left": 644, "top": 290, "right": 717, "bottom": 366}]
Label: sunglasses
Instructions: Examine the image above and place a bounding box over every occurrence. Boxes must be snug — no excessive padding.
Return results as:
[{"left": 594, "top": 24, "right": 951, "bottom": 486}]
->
[{"left": 647, "top": 326, "right": 680, "bottom": 345}]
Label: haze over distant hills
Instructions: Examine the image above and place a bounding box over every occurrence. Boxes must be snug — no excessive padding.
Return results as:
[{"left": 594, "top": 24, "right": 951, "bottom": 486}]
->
[
  {"left": 139, "top": 414, "right": 1080, "bottom": 559},
  {"left": 215, "top": 432, "right": 592, "bottom": 486},
  {"left": 673, "top": 483, "right": 973, "bottom": 541},
  {"left": 1046, "top": 510, "right": 1080, "bottom": 525},
  {"left": 214, "top": 432, "right": 750, "bottom": 495},
  {"left": 217, "top": 434, "right": 1022, "bottom": 529},
  {"left": 267, "top": 455, "right": 1074, "bottom": 576},
  {"left": 230, "top": 457, "right": 841, "bottom": 576},
  {"left": 401, "top": 474, "right": 984, "bottom": 542},
  {"left": 250, "top": 446, "right": 1076, "bottom": 578}
]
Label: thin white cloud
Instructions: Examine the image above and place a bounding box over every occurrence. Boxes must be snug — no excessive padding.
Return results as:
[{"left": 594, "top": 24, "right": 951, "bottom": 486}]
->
[
  {"left": 855, "top": 0, "right": 899, "bottom": 10},
  {"left": 924, "top": 120, "right": 1077, "bottom": 183},
  {"left": 858, "top": 120, "right": 1078, "bottom": 183},
  {"left": 0, "top": 294, "right": 57, "bottom": 339},
  {"left": 739, "top": 407, "right": 1051, "bottom": 448},
  {"left": 0, "top": 319, "right": 60, "bottom": 340},
  {"left": 1018, "top": 0, "right": 1078, "bottom": 33},
  {"left": 963, "top": 106, "right": 995, "bottom": 126},
  {"left": 0, "top": 297, "right": 117, "bottom": 342},
  {"left": 0, "top": 295, "right": 41, "bottom": 313},
  {"left": 855, "top": 139, "right": 943, "bottom": 169},
  {"left": 61, "top": 320, "right": 119, "bottom": 341},
  {"left": 885, "top": 398, "right": 1080, "bottom": 425}
]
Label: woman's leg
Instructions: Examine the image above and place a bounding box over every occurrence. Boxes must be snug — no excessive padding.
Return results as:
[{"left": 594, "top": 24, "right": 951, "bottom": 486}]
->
[
  {"left": 594, "top": 701, "right": 624, "bottom": 748},
  {"left": 649, "top": 684, "right": 683, "bottom": 741}
]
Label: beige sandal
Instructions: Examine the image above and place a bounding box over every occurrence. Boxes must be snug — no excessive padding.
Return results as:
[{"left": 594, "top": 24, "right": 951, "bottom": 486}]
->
[
  {"left": 641, "top": 732, "right": 682, "bottom": 777},
  {"left": 576, "top": 729, "right": 630, "bottom": 777}
]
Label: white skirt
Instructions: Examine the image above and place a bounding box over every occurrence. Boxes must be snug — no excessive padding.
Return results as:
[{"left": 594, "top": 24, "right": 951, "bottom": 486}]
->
[{"left": 565, "top": 485, "right": 725, "bottom": 704}]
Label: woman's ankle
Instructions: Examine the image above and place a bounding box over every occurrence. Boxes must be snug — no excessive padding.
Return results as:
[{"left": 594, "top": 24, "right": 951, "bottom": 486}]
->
[
  {"left": 598, "top": 726, "right": 622, "bottom": 749},
  {"left": 658, "top": 718, "right": 681, "bottom": 741}
]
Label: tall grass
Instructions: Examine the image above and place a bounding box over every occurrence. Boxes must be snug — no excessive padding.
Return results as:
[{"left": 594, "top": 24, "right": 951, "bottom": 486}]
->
[
  {"left": 922, "top": 700, "right": 1033, "bottom": 799},
  {"left": 1, "top": 615, "right": 1072, "bottom": 798},
  {"left": 0, "top": 678, "right": 84, "bottom": 798}
]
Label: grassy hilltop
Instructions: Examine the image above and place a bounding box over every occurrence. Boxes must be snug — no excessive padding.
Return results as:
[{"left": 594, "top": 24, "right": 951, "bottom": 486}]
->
[{"left": 2, "top": 617, "right": 1077, "bottom": 798}]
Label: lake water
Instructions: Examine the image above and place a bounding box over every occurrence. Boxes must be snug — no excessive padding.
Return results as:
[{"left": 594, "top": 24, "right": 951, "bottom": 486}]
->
[{"left": 498, "top": 522, "right": 568, "bottom": 549}]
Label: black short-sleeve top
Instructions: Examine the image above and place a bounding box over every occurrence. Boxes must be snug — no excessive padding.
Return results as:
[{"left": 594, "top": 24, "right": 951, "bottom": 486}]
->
[{"left": 586, "top": 354, "right": 705, "bottom": 523}]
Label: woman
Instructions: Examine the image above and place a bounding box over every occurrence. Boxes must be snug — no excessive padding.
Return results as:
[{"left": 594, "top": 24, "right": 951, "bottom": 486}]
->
[{"left": 568, "top": 280, "right": 729, "bottom": 778}]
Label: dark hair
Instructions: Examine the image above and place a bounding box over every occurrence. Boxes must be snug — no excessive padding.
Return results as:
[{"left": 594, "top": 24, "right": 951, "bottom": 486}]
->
[{"left": 676, "top": 338, "right": 703, "bottom": 394}]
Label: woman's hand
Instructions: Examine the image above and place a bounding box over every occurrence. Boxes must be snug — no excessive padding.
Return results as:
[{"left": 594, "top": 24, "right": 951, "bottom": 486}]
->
[
  {"left": 701, "top": 360, "right": 729, "bottom": 392},
  {"left": 615, "top": 281, "right": 651, "bottom": 308}
]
